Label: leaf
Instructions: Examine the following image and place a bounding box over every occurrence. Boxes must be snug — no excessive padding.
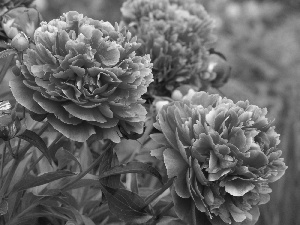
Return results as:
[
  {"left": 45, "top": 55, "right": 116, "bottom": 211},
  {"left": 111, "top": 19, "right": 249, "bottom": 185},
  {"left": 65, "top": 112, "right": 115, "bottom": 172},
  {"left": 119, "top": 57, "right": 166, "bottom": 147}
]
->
[
  {"left": 99, "top": 184, "right": 152, "bottom": 223},
  {"left": 0, "top": 200, "right": 8, "bottom": 216},
  {"left": 78, "top": 142, "right": 92, "bottom": 171},
  {"left": 8, "top": 153, "right": 32, "bottom": 192},
  {"left": 45, "top": 173, "right": 100, "bottom": 191},
  {"left": 55, "top": 147, "right": 83, "bottom": 172},
  {"left": 0, "top": 49, "right": 16, "bottom": 59},
  {"left": 11, "top": 171, "right": 74, "bottom": 194},
  {"left": 96, "top": 147, "right": 121, "bottom": 188},
  {"left": 0, "top": 54, "right": 14, "bottom": 84},
  {"left": 18, "top": 129, "right": 52, "bottom": 163},
  {"left": 99, "top": 161, "right": 162, "bottom": 183},
  {"left": 11, "top": 205, "right": 77, "bottom": 225}
]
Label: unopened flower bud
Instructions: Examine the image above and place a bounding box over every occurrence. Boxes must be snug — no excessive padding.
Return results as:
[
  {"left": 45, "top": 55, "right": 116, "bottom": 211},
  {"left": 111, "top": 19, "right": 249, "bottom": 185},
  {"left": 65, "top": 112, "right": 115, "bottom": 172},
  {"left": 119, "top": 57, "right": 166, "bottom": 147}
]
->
[
  {"left": 0, "top": 101, "right": 25, "bottom": 141},
  {"left": 2, "top": 7, "right": 41, "bottom": 39},
  {"left": 206, "top": 50, "right": 231, "bottom": 88},
  {"left": 11, "top": 32, "right": 29, "bottom": 51}
]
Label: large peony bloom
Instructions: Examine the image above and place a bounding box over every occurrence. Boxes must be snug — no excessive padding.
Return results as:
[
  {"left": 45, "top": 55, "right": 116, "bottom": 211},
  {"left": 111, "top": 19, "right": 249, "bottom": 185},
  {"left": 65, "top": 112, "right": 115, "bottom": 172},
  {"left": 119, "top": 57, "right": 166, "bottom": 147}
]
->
[
  {"left": 10, "top": 11, "right": 153, "bottom": 143},
  {"left": 150, "top": 92, "right": 287, "bottom": 225},
  {"left": 121, "top": 0, "right": 216, "bottom": 96}
]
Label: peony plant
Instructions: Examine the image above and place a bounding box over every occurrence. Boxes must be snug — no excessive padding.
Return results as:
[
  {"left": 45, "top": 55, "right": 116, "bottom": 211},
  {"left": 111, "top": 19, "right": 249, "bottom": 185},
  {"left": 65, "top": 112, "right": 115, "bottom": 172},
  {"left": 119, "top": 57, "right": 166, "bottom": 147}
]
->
[
  {"left": 9, "top": 11, "right": 153, "bottom": 143},
  {"left": 0, "top": 1, "right": 288, "bottom": 225},
  {"left": 150, "top": 91, "right": 287, "bottom": 224},
  {"left": 121, "top": 0, "right": 216, "bottom": 96}
]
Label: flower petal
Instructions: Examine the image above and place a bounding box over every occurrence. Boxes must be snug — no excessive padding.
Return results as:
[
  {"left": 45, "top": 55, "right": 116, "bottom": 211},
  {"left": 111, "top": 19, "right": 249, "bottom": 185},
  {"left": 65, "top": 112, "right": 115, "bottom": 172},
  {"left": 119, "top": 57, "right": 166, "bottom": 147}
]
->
[
  {"left": 9, "top": 78, "right": 46, "bottom": 114},
  {"left": 224, "top": 178, "right": 255, "bottom": 196},
  {"left": 163, "top": 148, "right": 188, "bottom": 178},
  {"left": 47, "top": 114, "right": 95, "bottom": 142}
]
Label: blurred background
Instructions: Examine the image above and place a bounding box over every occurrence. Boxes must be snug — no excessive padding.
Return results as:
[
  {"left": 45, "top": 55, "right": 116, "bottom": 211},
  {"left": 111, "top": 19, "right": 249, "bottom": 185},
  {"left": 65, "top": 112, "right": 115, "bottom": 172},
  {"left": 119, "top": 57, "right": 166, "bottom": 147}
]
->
[{"left": 16, "top": 0, "right": 300, "bottom": 224}]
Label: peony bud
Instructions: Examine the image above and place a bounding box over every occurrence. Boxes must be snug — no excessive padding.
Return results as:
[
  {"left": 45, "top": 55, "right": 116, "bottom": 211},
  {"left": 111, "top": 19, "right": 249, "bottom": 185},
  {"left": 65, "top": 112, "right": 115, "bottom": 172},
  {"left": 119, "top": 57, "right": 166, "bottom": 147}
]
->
[
  {"left": 11, "top": 32, "right": 29, "bottom": 51},
  {"left": 0, "top": 101, "right": 25, "bottom": 141},
  {"left": 207, "top": 50, "right": 231, "bottom": 88},
  {"left": 2, "top": 7, "right": 41, "bottom": 39}
]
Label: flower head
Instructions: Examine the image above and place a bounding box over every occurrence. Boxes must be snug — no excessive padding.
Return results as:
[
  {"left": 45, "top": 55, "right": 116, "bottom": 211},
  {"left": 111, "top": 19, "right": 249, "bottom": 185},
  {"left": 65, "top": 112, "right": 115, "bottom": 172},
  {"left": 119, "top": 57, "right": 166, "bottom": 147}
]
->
[
  {"left": 9, "top": 11, "right": 153, "bottom": 143},
  {"left": 121, "top": 0, "right": 216, "bottom": 96},
  {"left": 150, "top": 92, "right": 287, "bottom": 224},
  {"left": 0, "top": 100, "right": 25, "bottom": 141}
]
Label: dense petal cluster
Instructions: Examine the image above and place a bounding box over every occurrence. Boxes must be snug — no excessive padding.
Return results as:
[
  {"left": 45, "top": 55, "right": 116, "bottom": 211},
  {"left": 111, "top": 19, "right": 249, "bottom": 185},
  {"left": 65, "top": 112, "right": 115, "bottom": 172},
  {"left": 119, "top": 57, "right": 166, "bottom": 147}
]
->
[
  {"left": 10, "top": 11, "right": 153, "bottom": 143},
  {"left": 121, "top": 0, "right": 216, "bottom": 96},
  {"left": 150, "top": 92, "right": 287, "bottom": 225}
]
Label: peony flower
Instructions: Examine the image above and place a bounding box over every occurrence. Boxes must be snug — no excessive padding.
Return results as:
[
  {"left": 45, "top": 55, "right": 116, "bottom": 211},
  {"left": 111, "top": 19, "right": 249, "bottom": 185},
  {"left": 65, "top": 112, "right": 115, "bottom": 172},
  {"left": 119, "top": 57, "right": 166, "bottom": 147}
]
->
[
  {"left": 0, "top": 100, "right": 25, "bottom": 141},
  {"left": 150, "top": 92, "right": 287, "bottom": 225},
  {"left": 121, "top": 0, "right": 216, "bottom": 96},
  {"left": 9, "top": 11, "right": 153, "bottom": 143}
]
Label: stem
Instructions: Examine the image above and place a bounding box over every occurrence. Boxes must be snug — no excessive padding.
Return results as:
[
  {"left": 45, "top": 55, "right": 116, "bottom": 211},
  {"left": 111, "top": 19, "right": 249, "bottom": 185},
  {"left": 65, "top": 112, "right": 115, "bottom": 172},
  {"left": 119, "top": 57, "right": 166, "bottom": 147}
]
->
[
  {"left": 0, "top": 158, "right": 19, "bottom": 199},
  {"left": 60, "top": 142, "right": 114, "bottom": 191},
  {"left": 0, "top": 145, "right": 6, "bottom": 185},
  {"left": 144, "top": 177, "right": 175, "bottom": 207},
  {"left": 6, "top": 141, "right": 15, "bottom": 159},
  {"left": 156, "top": 201, "right": 174, "bottom": 217},
  {"left": 15, "top": 138, "right": 22, "bottom": 156}
]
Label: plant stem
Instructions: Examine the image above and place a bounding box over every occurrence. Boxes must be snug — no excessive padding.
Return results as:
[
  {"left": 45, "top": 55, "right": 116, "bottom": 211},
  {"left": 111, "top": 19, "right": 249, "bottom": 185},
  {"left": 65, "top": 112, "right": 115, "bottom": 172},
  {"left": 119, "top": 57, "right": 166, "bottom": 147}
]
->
[
  {"left": 156, "top": 201, "right": 174, "bottom": 217},
  {"left": 0, "top": 145, "right": 6, "bottom": 185},
  {"left": 6, "top": 141, "right": 15, "bottom": 159},
  {"left": 0, "top": 158, "right": 19, "bottom": 199},
  {"left": 144, "top": 177, "right": 175, "bottom": 207},
  {"left": 60, "top": 142, "right": 114, "bottom": 191}
]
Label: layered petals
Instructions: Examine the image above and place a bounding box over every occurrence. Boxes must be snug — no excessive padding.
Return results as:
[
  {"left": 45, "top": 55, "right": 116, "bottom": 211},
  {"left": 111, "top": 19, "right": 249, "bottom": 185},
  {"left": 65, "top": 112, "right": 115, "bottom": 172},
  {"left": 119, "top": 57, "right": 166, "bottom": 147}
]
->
[
  {"left": 10, "top": 11, "right": 153, "bottom": 142},
  {"left": 150, "top": 91, "right": 287, "bottom": 225}
]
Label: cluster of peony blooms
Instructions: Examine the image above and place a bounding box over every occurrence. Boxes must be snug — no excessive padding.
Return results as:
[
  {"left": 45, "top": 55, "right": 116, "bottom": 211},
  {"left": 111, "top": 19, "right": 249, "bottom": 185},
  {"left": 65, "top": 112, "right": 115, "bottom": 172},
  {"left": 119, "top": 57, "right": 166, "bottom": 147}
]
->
[
  {"left": 150, "top": 91, "right": 287, "bottom": 225},
  {"left": 121, "top": 0, "right": 216, "bottom": 96},
  {"left": 10, "top": 11, "right": 153, "bottom": 143}
]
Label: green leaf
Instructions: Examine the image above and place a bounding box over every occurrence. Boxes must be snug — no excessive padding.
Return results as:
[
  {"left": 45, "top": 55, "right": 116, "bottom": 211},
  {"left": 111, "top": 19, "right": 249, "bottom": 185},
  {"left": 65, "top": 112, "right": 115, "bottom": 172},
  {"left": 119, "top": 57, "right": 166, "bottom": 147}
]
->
[
  {"left": 97, "top": 147, "right": 121, "bottom": 188},
  {"left": 99, "top": 161, "right": 162, "bottom": 183},
  {"left": 0, "top": 54, "right": 14, "bottom": 84},
  {"left": 18, "top": 129, "right": 52, "bottom": 163},
  {"left": 11, "top": 171, "right": 74, "bottom": 194},
  {"left": 55, "top": 147, "right": 83, "bottom": 172},
  {"left": 99, "top": 184, "right": 152, "bottom": 223},
  {"left": 0, "top": 200, "right": 8, "bottom": 216},
  {"left": 0, "top": 49, "right": 17, "bottom": 59},
  {"left": 62, "top": 174, "right": 100, "bottom": 191}
]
